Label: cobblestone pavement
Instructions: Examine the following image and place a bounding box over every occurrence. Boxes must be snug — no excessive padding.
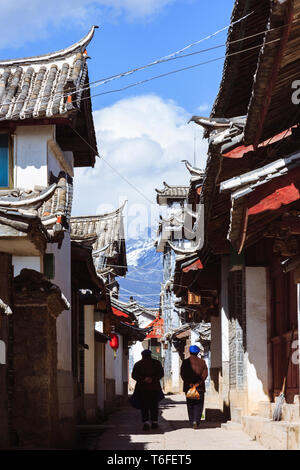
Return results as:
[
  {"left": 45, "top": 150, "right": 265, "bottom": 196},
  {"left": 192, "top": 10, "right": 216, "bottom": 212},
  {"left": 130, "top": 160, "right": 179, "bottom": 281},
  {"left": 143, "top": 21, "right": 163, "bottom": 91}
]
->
[{"left": 82, "top": 394, "right": 265, "bottom": 451}]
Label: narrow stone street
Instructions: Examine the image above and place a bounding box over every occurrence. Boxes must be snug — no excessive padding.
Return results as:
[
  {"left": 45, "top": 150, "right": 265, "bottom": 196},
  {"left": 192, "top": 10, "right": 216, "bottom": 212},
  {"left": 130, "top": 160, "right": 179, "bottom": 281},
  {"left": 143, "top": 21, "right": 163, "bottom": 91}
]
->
[{"left": 81, "top": 394, "right": 265, "bottom": 451}]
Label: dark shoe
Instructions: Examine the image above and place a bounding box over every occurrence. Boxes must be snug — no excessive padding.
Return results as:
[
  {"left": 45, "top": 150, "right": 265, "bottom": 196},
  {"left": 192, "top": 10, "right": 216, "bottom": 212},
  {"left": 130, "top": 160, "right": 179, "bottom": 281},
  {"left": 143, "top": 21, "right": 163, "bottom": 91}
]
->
[
  {"left": 192, "top": 422, "right": 198, "bottom": 429},
  {"left": 151, "top": 422, "right": 159, "bottom": 429},
  {"left": 142, "top": 422, "right": 150, "bottom": 431}
]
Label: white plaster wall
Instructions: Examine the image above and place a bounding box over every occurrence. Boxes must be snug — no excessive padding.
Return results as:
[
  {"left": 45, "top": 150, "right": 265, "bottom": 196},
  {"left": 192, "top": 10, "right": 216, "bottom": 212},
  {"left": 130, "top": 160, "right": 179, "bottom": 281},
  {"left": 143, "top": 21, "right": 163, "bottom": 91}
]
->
[
  {"left": 46, "top": 137, "right": 73, "bottom": 373},
  {"left": 129, "top": 312, "right": 155, "bottom": 376},
  {"left": 47, "top": 142, "right": 73, "bottom": 178},
  {"left": 128, "top": 342, "right": 146, "bottom": 392},
  {"left": 12, "top": 255, "right": 42, "bottom": 276},
  {"left": 95, "top": 321, "right": 103, "bottom": 333},
  {"left": 96, "top": 342, "right": 105, "bottom": 410},
  {"left": 15, "top": 125, "right": 54, "bottom": 189},
  {"left": 221, "top": 256, "right": 230, "bottom": 363},
  {"left": 190, "top": 329, "right": 199, "bottom": 350},
  {"left": 48, "top": 232, "right": 72, "bottom": 371},
  {"left": 84, "top": 305, "right": 95, "bottom": 395},
  {"left": 105, "top": 334, "right": 124, "bottom": 395},
  {"left": 13, "top": 126, "right": 72, "bottom": 373},
  {"left": 245, "top": 267, "right": 270, "bottom": 413},
  {"left": 123, "top": 346, "right": 128, "bottom": 387},
  {"left": 171, "top": 348, "right": 180, "bottom": 390},
  {"left": 115, "top": 336, "right": 124, "bottom": 395},
  {"left": 130, "top": 341, "right": 144, "bottom": 372}
]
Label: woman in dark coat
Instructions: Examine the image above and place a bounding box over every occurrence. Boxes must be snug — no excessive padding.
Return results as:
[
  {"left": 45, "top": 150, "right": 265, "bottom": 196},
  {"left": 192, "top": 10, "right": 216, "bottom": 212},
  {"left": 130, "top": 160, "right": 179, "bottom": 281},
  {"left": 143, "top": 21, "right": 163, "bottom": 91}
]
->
[
  {"left": 132, "top": 349, "right": 164, "bottom": 430},
  {"left": 180, "top": 345, "right": 208, "bottom": 429}
]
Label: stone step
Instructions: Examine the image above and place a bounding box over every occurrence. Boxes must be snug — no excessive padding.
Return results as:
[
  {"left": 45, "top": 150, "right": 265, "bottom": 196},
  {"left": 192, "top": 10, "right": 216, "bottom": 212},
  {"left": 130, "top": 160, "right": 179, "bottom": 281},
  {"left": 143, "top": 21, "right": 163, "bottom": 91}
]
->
[
  {"left": 257, "top": 397, "right": 300, "bottom": 422},
  {"left": 242, "top": 415, "right": 300, "bottom": 450},
  {"left": 221, "top": 421, "right": 243, "bottom": 431},
  {"left": 231, "top": 407, "right": 243, "bottom": 424}
]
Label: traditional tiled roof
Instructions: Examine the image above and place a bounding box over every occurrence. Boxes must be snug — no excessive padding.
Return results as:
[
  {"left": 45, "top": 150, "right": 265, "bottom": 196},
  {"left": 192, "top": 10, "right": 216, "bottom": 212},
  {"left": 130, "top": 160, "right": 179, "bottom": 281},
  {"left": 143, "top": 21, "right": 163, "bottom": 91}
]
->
[
  {"left": 189, "top": 116, "right": 246, "bottom": 154},
  {"left": 109, "top": 297, "right": 154, "bottom": 341},
  {"left": 115, "top": 320, "right": 152, "bottom": 341},
  {"left": 39, "top": 172, "right": 73, "bottom": 232},
  {"left": 0, "top": 171, "right": 73, "bottom": 247},
  {"left": 211, "top": 0, "right": 270, "bottom": 119},
  {"left": 220, "top": 151, "right": 300, "bottom": 252},
  {"left": 70, "top": 202, "right": 127, "bottom": 276},
  {"left": 145, "top": 314, "right": 164, "bottom": 339},
  {"left": 71, "top": 241, "right": 104, "bottom": 293},
  {"left": 110, "top": 296, "right": 157, "bottom": 320},
  {"left": 156, "top": 182, "right": 189, "bottom": 205},
  {"left": 0, "top": 26, "right": 97, "bottom": 121},
  {"left": 182, "top": 160, "right": 205, "bottom": 183}
]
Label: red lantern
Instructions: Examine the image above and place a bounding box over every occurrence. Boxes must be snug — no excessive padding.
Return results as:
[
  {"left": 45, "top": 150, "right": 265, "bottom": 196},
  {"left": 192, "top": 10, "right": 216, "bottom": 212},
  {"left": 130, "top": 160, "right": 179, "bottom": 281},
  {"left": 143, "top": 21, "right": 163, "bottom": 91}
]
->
[{"left": 109, "top": 333, "right": 119, "bottom": 359}]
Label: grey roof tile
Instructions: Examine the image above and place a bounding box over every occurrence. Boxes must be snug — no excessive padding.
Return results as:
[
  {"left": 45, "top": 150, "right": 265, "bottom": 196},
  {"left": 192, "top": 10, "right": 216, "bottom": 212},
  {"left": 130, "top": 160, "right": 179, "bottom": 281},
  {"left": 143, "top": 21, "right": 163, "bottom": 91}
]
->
[{"left": 0, "top": 27, "right": 97, "bottom": 121}]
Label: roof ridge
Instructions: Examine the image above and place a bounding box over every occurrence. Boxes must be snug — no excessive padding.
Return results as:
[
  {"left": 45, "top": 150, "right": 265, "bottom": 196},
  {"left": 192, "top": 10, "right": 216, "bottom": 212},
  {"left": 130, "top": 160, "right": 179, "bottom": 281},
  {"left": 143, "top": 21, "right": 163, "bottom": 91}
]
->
[
  {"left": 0, "top": 26, "right": 98, "bottom": 66},
  {"left": 71, "top": 201, "right": 127, "bottom": 222}
]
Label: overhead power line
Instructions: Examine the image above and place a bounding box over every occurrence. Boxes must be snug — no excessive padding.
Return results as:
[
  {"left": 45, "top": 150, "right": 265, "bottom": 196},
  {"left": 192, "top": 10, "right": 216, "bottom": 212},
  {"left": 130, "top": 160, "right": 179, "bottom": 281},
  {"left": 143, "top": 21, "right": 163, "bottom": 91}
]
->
[
  {"left": 35, "top": 15, "right": 296, "bottom": 106},
  {"left": 66, "top": 10, "right": 255, "bottom": 98},
  {"left": 71, "top": 126, "right": 155, "bottom": 205},
  {"left": 86, "top": 37, "right": 282, "bottom": 100},
  {"left": 76, "top": 16, "right": 294, "bottom": 98}
]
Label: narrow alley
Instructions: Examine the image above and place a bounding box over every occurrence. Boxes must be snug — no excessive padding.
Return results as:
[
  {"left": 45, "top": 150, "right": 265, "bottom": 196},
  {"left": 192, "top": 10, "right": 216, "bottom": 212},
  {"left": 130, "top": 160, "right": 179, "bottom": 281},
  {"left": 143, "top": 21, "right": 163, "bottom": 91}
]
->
[
  {"left": 2, "top": 0, "right": 300, "bottom": 454},
  {"left": 81, "top": 395, "right": 265, "bottom": 451}
]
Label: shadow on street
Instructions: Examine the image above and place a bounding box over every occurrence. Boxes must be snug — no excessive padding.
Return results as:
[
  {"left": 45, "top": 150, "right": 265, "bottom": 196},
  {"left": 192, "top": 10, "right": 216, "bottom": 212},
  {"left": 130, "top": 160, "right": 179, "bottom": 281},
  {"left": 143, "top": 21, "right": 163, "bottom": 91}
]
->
[{"left": 78, "top": 395, "right": 221, "bottom": 450}]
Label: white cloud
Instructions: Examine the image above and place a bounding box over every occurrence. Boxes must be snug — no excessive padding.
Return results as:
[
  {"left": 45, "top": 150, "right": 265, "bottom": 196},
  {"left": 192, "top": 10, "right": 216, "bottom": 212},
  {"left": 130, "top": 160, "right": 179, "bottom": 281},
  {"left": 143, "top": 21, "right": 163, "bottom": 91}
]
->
[
  {"left": 96, "top": 0, "right": 175, "bottom": 19},
  {"left": 197, "top": 103, "right": 210, "bottom": 113},
  {"left": 73, "top": 94, "right": 208, "bottom": 237},
  {"left": 0, "top": 0, "right": 175, "bottom": 48}
]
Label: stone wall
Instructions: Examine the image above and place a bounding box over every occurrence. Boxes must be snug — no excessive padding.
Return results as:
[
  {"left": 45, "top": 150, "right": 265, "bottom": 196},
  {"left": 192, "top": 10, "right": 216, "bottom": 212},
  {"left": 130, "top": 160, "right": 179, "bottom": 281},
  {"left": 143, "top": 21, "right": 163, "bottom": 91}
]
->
[
  {"left": 12, "top": 269, "right": 69, "bottom": 448},
  {"left": 13, "top": 304, "right": 59, "bottom": 447}
]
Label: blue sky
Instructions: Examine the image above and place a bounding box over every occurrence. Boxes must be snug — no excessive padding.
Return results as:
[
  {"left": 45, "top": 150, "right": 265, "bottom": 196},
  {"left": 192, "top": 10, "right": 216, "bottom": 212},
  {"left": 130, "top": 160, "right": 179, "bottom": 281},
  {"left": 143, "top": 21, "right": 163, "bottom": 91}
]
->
[{"left": 0, "top": 0, "right": 235, "bottom": 234}]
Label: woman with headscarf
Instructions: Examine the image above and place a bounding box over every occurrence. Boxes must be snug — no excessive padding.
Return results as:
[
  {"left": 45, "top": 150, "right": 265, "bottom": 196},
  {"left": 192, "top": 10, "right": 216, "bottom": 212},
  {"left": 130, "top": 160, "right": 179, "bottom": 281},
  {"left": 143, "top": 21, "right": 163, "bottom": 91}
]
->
[{"left": 180, "top": 345, "right": 208, "bottom": 429}]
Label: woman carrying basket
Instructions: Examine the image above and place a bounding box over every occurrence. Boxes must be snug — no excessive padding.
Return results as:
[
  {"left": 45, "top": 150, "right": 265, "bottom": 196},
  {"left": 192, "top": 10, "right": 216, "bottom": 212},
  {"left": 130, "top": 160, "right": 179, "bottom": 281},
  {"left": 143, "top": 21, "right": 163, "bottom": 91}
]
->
[{"left": 180, "top": 345, "right": 208, "bottom": 429}]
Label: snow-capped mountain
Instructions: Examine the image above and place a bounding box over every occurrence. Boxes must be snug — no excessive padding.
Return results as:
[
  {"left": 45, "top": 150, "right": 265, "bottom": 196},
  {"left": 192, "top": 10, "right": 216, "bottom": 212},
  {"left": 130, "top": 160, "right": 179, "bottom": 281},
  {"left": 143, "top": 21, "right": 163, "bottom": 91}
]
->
[{"left": 118, "top": 236, "right": 163, "bottom": 310}]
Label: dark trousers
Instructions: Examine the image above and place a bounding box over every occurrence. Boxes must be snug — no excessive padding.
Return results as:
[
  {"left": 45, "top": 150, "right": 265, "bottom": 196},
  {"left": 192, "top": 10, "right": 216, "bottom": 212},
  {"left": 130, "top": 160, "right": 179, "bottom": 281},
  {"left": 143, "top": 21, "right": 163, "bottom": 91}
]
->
[
  {"left": 186, "top": 392, "right": 205, "bottom": 424},
  {"left": 140, "top": 390, "right": 159, "bottom": 423}
]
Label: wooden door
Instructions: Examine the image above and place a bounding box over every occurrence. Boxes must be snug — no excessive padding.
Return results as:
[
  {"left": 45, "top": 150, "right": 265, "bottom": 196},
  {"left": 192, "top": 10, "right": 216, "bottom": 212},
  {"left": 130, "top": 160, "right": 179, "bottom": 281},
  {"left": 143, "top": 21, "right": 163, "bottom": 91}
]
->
[{"left": 271, "top": 269, "right": 299, "bottom": 403}]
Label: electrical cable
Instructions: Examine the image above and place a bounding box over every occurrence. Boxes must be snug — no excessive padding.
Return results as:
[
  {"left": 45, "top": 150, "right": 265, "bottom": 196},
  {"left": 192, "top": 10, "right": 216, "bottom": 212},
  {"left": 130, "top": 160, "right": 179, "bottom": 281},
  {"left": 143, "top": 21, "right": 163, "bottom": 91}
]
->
[
  {"left": 1, "top": 14, "right": 293, "bottom": 115},
  {"left": 71, "top": 126, "right": 155, "bottom": 205},
  {"left": 57, "top": 10, "right": 256, "bottom": 100},
  {"left": 86, "top": 37, "right": 282, "bottom": 100},
  {"left": 54, "top": 14, "right": 294, "bottom": 101}
]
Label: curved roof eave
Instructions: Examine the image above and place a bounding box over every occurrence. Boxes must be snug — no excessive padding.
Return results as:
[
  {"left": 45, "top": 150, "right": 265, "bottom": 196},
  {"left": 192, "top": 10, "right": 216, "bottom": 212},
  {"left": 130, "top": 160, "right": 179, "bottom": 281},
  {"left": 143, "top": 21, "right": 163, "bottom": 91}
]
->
[
  {"left": 0, "top": 26, "right": 98, "bottom": 67},
  {"left": 70, "top": 200, "right": 127, "bottom": 223}
]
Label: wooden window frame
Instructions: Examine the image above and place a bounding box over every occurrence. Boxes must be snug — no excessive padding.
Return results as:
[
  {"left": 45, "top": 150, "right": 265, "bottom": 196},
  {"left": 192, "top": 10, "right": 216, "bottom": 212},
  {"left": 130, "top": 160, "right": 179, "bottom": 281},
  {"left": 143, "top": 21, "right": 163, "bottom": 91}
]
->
[{"left": 0, "top": 131, "right": 13, "bottom": 190}]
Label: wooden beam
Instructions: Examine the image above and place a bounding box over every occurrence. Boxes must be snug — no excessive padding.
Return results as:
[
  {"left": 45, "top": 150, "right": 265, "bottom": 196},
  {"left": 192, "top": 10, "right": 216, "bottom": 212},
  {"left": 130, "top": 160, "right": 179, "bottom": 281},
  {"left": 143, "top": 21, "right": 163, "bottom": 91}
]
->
[
  {"left": 237, "top": 206, "right": 249, "bottom": 255},
  {"left": 248, "top": 168, "right": 300, "bottom": 215},
  {"left": 182, "top": 259, "right": 203, "bottom": 272},
  {"left": 222, "top": 126, "right": 294, "bottom": 159}
]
